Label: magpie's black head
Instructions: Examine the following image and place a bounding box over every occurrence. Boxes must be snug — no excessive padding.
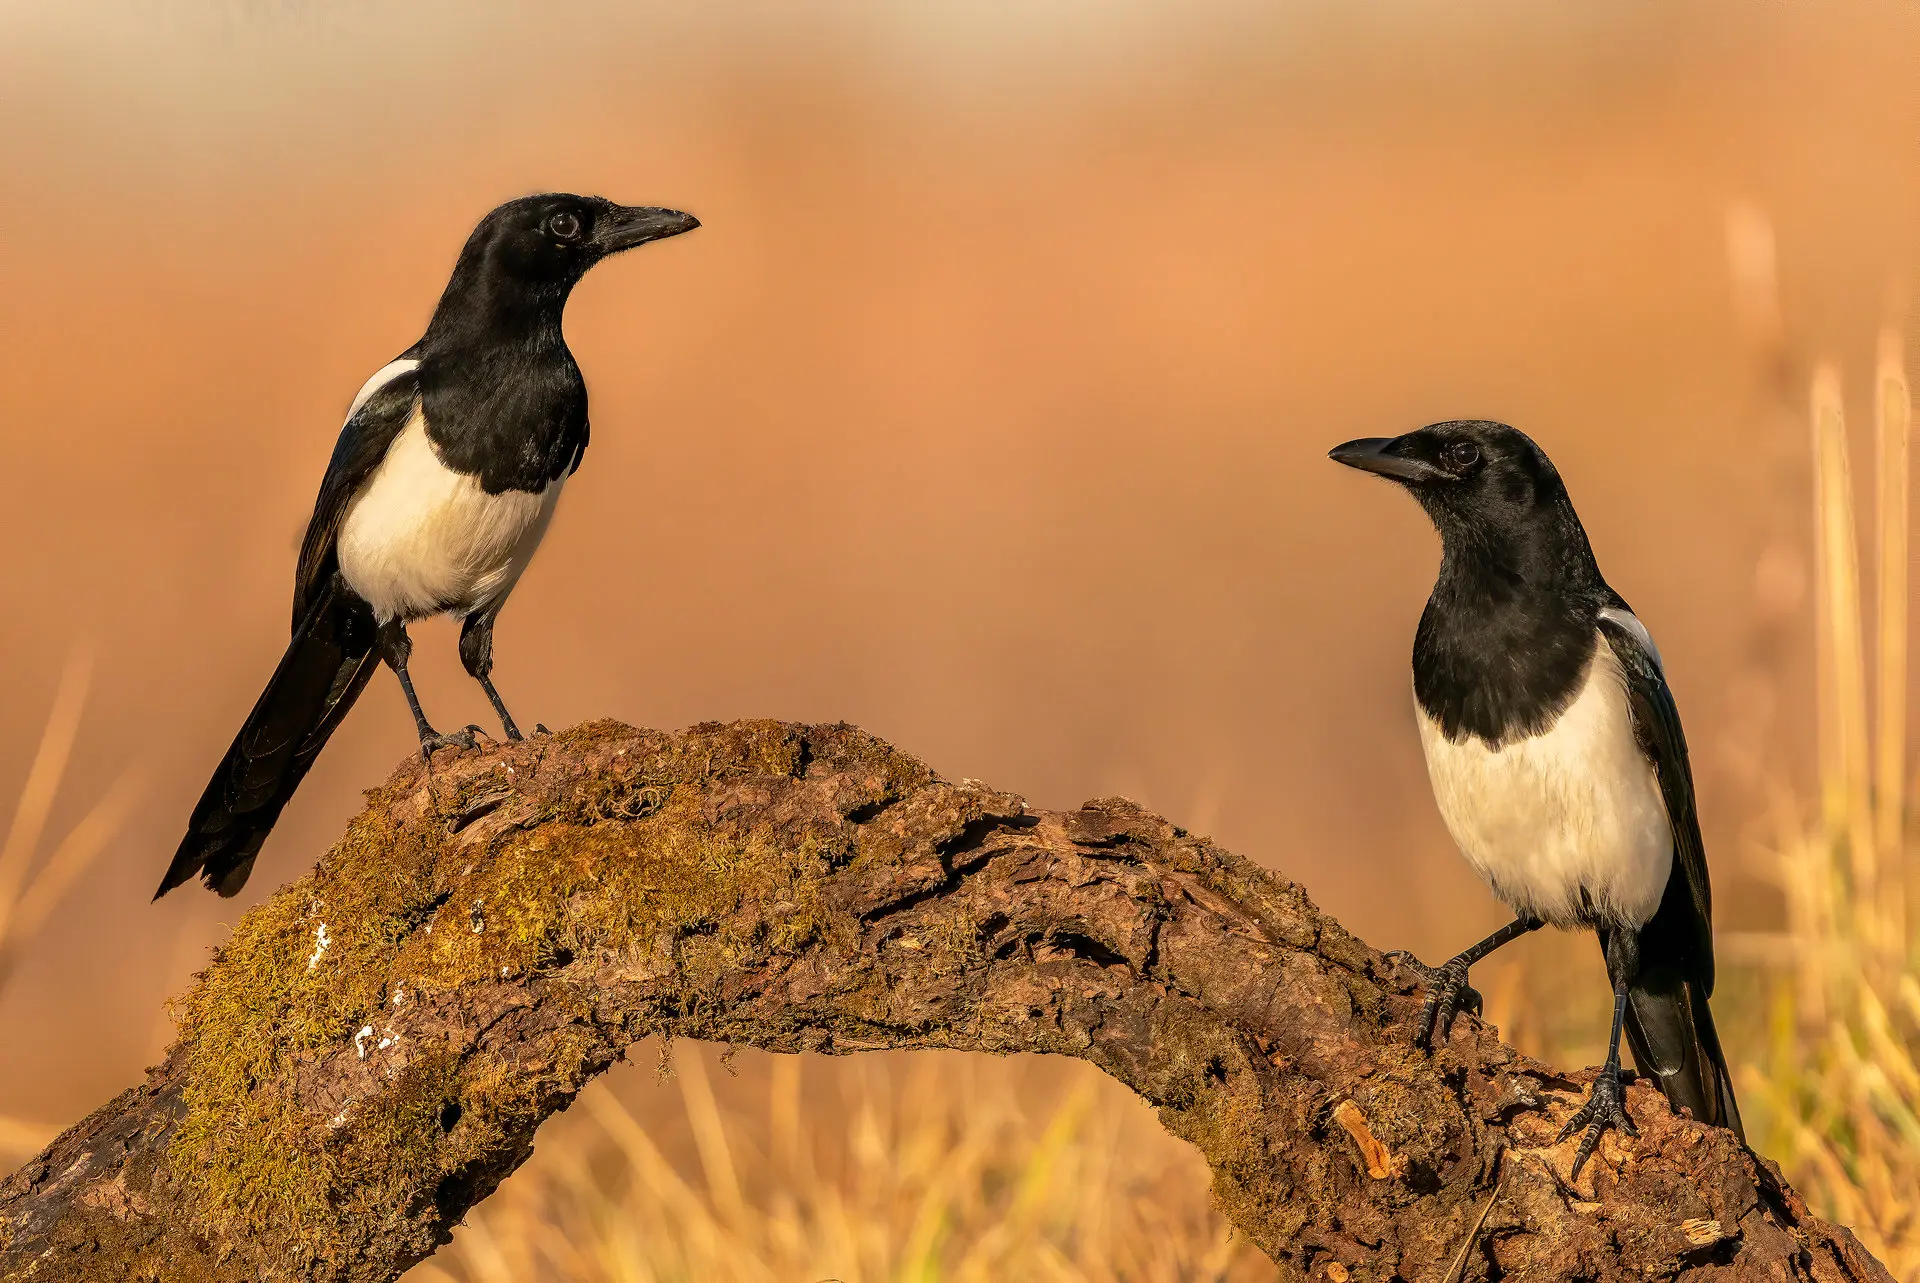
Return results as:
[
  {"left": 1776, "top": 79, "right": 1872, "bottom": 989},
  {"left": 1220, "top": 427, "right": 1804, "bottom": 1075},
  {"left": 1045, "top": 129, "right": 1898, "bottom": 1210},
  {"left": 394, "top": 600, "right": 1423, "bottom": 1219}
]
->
[
  {"left": 1327, "top": 420, "right": 1576, "bottom": 540},
  {"left": 458, "top": 193, "right": 700, "bottom": 291},
  {"left": 426, "top": 193, "right": 699, "bottom": 348}
]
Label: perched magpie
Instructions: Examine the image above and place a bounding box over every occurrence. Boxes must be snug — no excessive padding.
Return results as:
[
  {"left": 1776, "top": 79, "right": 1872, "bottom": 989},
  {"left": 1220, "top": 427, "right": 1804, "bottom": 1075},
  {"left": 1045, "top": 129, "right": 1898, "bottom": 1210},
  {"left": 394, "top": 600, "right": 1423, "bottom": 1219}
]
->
[
  {"left": 156, "top": 194, "right": 699, "bottom": 899},
  {"left": 1330, "top": 420, "right": 1742, "bottom": 1175}
]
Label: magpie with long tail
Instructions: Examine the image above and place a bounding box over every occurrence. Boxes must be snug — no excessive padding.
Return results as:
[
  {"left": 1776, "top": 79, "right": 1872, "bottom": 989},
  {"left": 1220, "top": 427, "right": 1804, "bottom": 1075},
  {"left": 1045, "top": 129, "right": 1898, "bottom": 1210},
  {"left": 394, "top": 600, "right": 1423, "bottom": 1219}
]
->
[
  {"left": 156, "top": 193, "right": 699, "bottom": 899},
  {"left": 1329, "top": 420, "right": 1743, "bottom": 1176}
]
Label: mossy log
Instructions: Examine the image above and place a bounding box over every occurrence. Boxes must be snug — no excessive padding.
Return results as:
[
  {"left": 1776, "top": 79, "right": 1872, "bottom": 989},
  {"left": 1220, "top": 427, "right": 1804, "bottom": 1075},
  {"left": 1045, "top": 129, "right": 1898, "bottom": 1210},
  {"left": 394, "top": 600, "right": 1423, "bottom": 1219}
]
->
[{"left": 0, "top": 719, "right": 1893, "bottom": 1282}]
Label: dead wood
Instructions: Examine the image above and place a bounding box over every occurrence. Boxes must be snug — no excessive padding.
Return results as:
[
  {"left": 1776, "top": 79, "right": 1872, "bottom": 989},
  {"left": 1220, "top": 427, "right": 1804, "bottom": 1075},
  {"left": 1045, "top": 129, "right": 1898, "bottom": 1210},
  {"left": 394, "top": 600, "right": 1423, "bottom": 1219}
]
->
[{"left": 0, "top": 720, "right": 1892, "bottom": 1282}]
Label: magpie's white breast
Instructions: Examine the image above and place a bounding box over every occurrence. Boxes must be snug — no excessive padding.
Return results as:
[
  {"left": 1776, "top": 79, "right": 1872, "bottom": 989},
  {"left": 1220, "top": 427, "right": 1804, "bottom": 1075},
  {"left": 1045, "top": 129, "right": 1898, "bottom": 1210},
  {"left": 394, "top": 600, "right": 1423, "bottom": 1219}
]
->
[
  {"left": 1415, "top": 631, "right": 1672, "bottom": 929},
  {"left": 336, "top": 409, "right": 565, "bottom": 623}
]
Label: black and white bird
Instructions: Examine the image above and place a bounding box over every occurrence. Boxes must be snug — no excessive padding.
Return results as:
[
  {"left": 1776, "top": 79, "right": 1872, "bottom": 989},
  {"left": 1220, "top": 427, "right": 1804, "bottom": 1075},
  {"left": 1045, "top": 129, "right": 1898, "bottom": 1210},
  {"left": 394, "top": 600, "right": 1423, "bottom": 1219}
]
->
[
  {"left": 156, "top": 193, "right": 699, "bottom": 900},
  {"left": 1329, "top": 420, "right": 1742, "bottom": 1174}
]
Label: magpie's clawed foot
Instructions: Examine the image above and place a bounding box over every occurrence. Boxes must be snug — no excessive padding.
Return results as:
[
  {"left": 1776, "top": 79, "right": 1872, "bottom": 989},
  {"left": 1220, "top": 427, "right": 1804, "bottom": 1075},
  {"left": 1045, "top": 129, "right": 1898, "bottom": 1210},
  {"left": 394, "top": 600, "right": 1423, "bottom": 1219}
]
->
[
  {"left": 533, "top": 723, "right": 552, "bottom": 736},
  {"left": 1556, "top": 1068, "right": 1637, "bottom": 1179},
  {"left": 1386, "top": 949, "right": 1484, "bottom": 1048},
  {"left": 418, "top": 724, "right": 484, "bottom": 760}
]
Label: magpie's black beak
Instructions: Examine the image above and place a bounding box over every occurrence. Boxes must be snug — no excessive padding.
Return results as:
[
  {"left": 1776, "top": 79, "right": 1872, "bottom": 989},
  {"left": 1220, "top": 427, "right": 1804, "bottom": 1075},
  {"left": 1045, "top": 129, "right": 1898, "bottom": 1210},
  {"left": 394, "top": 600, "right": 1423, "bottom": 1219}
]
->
[
  {"left": 593, "top": 205, "right": 701, "bottom": 254},
  {"left": 1328, "top": 436, "right": 1447, "bottom": 483}
]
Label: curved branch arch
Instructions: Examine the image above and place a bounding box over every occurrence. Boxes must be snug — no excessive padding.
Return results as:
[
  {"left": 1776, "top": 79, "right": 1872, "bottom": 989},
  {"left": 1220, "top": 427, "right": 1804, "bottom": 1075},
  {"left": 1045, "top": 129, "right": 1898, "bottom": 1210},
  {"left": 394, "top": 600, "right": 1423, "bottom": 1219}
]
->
[{"left": 0, "top": 720, "right": 1891, "bottom": 1282}]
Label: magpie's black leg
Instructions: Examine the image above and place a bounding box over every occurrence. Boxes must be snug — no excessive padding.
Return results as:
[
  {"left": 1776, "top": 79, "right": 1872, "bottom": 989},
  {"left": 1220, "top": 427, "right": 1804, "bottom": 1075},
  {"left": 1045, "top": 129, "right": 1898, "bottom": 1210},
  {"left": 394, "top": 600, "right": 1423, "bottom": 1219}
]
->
[
  {"left": 1388, "top": 915, "right": 1542, "bottom": 1047},
  {"left": 459, "top": 613, "right": 525, "bottom": 741},
  {"left": 1557, "top": 928, "right": 1640, "bottom": 1177},
  {"left": 379, "top": 619, "right": 478, "bottom": 760}
]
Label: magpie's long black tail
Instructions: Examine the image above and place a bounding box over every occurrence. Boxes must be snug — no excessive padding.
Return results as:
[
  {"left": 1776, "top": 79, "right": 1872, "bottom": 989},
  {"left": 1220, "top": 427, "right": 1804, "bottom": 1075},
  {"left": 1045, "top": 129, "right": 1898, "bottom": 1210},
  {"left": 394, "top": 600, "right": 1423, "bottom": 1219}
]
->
[
  {"left": 1621, "top": 972, "right": 1745, "bottom": 1141},
  {"left": 157, "top": 578, "right": 380, "bottom": 899}
]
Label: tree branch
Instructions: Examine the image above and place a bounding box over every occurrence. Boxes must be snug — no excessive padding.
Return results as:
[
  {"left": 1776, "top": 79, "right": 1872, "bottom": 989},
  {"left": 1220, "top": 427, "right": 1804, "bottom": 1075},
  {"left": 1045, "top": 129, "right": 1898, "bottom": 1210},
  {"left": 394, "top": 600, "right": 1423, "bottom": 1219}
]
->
[{"left": 0, "top": 720, "right": 1892, "bottom": 1282}]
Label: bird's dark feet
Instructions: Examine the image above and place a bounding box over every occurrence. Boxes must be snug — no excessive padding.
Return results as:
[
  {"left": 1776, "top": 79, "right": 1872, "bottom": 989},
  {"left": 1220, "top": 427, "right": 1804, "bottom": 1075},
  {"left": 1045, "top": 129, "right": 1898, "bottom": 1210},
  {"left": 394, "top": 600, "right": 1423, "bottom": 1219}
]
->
[
  {"left": 499, "top": 715, "right": 525, "bottom": 743},
  {"left": 418, "top": 724, "right": 484, "bottom": 760},
  {"left": 1556, "top": 1067, "right": 1637, "bottom": 1178},
  {"left": 533, "top": 723, "right": 552, "bottom": 736},
  {"left": 1386, "top": 950, "right": 1484, "bottom": 1048}
]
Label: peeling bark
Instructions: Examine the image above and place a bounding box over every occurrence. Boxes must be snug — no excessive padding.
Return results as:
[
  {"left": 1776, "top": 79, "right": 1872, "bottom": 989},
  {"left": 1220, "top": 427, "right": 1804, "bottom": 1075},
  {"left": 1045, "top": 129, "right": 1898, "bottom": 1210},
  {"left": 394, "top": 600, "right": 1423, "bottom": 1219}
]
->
[{"left": 0, "top": 719, "right": 1892, "bottom": 1282}]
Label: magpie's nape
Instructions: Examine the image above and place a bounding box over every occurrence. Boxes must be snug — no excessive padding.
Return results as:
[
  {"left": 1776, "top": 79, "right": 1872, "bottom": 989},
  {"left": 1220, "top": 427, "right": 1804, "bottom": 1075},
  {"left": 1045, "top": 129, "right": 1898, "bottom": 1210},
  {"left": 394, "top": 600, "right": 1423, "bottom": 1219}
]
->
[
  {"left": 156, "top": 193, "right": 699, "bottom": 900},
  {"left": 1330, "top": 421, "right": 1742, "bottom": 1176}
]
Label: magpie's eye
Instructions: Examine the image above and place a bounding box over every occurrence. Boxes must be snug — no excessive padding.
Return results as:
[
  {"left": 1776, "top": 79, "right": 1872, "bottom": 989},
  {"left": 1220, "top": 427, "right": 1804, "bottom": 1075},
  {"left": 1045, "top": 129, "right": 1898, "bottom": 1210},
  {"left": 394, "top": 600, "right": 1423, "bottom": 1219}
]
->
[
  {"left": 1444, "top": 441, "right": 1481, "bottom": 470},
  {"left": 547, "top": 212, "right": 582, "bottom": 242}
]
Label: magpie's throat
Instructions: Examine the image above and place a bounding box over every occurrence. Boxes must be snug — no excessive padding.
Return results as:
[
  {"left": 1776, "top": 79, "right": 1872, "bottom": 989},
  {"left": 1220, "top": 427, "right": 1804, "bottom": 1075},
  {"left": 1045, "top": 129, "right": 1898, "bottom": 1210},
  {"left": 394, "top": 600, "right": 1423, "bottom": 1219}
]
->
[
  {"left": 1415, "top": 500, "right": 1609, "bottom": 747},
  {"left": 410, "top": 268, "right": 589, "bottom": 498}
]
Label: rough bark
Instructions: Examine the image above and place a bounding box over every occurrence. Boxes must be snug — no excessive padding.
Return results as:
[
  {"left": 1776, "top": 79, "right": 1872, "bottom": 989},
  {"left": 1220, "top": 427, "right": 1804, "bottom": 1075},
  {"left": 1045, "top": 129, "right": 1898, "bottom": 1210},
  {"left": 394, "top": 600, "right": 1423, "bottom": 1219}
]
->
[{"left": 0, "top": 719, "right": 1892, "bottom": 1282}]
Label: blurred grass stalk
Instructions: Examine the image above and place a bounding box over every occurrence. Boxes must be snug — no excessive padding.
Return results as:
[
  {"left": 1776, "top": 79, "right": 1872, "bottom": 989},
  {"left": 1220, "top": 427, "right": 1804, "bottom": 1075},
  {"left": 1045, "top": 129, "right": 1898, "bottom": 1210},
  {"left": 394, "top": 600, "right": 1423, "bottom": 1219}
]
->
[
  {"left": 1738, "top": 331, "right": 1920, "bottom": 1278},
  {"left": 0, "top": 645, "right": 145, "bottom": 1165}
]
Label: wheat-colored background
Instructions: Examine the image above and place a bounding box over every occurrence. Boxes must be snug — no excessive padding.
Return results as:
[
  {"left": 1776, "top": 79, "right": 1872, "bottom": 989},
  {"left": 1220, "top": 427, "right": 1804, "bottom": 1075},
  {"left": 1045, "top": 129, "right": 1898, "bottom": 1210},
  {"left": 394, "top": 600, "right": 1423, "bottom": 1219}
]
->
[{"left": 3, "top": 2, "right": 1918, "bottom": 1277}]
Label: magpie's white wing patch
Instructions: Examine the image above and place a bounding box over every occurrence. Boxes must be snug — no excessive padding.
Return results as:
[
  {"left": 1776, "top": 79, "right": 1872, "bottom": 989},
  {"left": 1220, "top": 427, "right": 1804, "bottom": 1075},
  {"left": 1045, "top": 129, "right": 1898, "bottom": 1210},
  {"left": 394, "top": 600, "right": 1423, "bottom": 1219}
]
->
[
  {"left": 1598, "top": 606, "right": 1662, "bottom": 672},
  {"left": 294, "top": 356, "right": 425, "bottom": 628},
  {"left": 1415, "top": 633, "right": 1673, "bottom": 929},
  {"left": 346, "top": 358, "right": 421, "bottom": 419}
]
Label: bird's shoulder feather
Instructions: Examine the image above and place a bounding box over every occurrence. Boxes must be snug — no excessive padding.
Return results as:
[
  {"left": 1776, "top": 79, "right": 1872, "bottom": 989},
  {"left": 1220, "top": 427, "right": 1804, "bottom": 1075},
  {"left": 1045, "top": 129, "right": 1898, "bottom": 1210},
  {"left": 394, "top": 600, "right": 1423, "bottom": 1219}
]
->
[{"left": 293, "top": 352, "right": 422, "bottom": 628}]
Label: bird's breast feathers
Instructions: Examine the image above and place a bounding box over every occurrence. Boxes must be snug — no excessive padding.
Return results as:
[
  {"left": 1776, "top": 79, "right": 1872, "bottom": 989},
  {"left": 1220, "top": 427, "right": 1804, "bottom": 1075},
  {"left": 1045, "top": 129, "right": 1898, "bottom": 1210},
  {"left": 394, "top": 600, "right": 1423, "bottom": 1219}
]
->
[
  {"left": 1416, "top": 631, "right": 1672, "bottom": 929},
  {"left": 336, "top": 408, "right": 564, "bottom": 623}
]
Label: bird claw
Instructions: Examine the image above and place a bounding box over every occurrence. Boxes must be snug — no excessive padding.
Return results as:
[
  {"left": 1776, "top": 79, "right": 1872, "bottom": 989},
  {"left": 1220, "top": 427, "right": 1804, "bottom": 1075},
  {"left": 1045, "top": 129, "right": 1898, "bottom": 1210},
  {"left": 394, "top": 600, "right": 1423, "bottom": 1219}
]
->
[
  {"left": 1556, "top": 1069, "right": 1637, "bottom": 1179},
  {"left": 1386, "top": 950, "right": 1483, "bottom": 1048},
  {"left": 418, "top": 725, "right": 481, "bottom": 759},
  {"left": 532, "top": 723, "right": 552, "bottom": 736}
]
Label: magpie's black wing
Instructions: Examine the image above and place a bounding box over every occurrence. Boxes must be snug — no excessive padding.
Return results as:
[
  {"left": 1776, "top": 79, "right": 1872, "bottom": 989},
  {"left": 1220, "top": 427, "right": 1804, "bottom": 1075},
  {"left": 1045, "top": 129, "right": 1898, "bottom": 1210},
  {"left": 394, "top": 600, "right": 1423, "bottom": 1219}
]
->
[
  {"left": 157, "top": 356, "right": 418, "bottom": 900},
  {"left": 1597, "top": 601, "right": 1743, "bottom": 1138},
  {"left": 292, "top": 353, "right": 422, "bottom": 629},
  {"left": 1598, "top": 604, "right": 1713, "bottom": 983}
]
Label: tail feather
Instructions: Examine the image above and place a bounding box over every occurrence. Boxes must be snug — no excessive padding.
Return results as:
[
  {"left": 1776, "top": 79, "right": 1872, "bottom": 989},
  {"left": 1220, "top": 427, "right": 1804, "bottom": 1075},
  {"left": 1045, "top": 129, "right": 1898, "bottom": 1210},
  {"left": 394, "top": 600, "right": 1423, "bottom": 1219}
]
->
[
  {"left": 157, "top": 580, "right": 378, "bottom": 899},
  {"left": 1690, "top": 988, "right": 1745, "bottom": 1140},
  {"left": 1623, "top": 977, "right": 1744, "bottom": 1141}
]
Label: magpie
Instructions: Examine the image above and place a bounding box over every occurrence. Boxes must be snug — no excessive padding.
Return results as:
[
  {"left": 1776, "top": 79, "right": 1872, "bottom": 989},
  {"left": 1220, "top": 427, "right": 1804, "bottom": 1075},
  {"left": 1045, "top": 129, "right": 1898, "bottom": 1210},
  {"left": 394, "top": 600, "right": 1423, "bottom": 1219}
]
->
[
  {"left": 156, "top": 193, "right": 699, "bottom": 899},
  {"left": 1329, "top": 420, "right": 1743, "bottom": 1176}
]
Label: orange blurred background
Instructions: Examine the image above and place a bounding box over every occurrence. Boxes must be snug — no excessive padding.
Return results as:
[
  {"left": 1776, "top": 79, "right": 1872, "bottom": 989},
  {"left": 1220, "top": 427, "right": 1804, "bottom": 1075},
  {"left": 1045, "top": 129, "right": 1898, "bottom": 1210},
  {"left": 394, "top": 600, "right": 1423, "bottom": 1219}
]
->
[{"left": 1, "top": 0, "right": 1917, "bottom": 1140}]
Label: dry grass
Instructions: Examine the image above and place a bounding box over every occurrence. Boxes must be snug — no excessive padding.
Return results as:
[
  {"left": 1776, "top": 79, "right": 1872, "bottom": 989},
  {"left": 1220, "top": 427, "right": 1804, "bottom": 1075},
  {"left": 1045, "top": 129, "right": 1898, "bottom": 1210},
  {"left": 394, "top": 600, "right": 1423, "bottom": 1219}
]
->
[
  {"left": 407, "top": 1046, "right": 1275, "bottom": 1283},
  {"left": 1732, "top": 333, "right": 1920, "bottom": 1278},
  {"left": 1486, "top": 213, "right": 1920, "bottom": 1278},
  {"left": 0, "top": 645, "right": 146, "bottom": 1164}
]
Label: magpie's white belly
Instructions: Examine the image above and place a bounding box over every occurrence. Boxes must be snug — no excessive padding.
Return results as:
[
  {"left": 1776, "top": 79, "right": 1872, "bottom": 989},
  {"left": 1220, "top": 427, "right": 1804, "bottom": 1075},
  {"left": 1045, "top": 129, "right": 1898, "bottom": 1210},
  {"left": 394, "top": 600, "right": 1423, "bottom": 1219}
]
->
[
  {"left": 336, "top": 412, "right": 564, "bottom": 622},
  {"left": 1415, "top": 636, "right": 1672, "bottom": 929}
]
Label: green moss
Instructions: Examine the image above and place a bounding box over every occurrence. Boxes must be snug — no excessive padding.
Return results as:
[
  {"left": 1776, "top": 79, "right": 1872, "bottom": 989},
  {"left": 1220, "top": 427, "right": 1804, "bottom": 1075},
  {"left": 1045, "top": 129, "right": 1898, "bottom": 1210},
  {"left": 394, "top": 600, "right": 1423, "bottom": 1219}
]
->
[
  {"left": 332, "top": 1048, "right": 462, "bottom": 1215},
  {"left": 725, "top": 720, "right": 809, "bottom": 778},
  {"left": 168, "top": 793, "right": 446, "bottom": 1259},
  {"left": 923, "top": 902, "right": 986, "bottom": 976},
  {"left": 162, "top": 728, "right": 868, "bottom": 1266},
  {"left": 542, "top": 717, "right": 634, "bottom": 757},
  {"left": 563, "top": 774, "right": 672, "bottom": 825}
]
